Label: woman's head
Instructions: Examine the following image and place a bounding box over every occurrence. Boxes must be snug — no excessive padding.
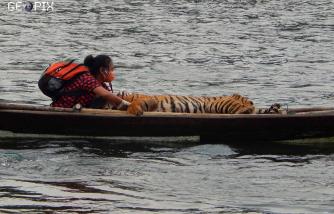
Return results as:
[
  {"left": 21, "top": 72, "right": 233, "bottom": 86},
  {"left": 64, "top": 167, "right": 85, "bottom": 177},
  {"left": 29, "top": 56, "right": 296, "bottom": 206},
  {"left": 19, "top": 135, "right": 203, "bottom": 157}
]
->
[{"left": 84, "top": 54, "right": 115, "bottom": 82}]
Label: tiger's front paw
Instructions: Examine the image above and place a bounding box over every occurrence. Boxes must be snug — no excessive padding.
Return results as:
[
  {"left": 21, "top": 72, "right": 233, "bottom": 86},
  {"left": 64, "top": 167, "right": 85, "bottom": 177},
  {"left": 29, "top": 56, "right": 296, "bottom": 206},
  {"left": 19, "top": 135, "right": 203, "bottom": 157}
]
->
[
  {"left": 127, "top": 100, "right": 144, "bottom": 116},
  {"left": 126, "top": 98, "right": 159, "bottom": 116}
]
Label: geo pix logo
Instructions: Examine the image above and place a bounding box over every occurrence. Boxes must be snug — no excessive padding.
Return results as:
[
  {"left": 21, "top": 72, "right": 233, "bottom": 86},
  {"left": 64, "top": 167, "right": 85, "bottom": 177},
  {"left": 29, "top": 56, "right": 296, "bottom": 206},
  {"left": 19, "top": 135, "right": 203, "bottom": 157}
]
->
[{"left": 8, "top": 1, "right": 54, "bottom": 12}]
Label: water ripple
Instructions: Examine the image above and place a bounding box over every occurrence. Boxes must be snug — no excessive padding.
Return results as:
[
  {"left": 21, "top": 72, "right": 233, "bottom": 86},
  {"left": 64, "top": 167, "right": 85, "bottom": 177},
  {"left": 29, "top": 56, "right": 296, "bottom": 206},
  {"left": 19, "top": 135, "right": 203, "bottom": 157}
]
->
[{"left": 1, "top": 0, "right": 334, "bottom": 213}]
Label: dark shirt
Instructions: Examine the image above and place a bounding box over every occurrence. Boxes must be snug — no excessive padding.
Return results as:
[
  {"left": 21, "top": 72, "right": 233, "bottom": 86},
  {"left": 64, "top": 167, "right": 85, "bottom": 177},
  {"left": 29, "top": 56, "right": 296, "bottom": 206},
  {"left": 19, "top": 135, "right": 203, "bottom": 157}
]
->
[{"left": 51, "top": 73, "right": 110, "bottom": 108}]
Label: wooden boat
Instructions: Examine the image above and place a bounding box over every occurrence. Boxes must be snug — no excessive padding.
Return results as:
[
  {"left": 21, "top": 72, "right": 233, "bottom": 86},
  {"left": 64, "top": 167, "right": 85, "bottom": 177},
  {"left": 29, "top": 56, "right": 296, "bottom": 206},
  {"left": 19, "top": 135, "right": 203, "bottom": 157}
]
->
[{"left": 1, "top": 102, "right": 334, "bottom": 143}]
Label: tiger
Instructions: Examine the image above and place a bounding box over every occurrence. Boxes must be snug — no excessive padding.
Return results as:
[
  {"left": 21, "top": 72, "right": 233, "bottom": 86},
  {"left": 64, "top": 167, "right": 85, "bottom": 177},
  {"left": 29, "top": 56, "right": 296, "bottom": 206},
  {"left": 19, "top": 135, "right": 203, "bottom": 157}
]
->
[{"left": 114, "top": 91, "right": 282, "bottom": 116}]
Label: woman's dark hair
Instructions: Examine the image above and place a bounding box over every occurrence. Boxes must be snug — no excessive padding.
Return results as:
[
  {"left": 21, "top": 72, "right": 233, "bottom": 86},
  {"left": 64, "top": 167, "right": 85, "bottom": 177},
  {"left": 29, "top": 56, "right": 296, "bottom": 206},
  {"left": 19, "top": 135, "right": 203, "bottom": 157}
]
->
[{"left": 84, "top": 55, "right": 113, "bottom": 76}]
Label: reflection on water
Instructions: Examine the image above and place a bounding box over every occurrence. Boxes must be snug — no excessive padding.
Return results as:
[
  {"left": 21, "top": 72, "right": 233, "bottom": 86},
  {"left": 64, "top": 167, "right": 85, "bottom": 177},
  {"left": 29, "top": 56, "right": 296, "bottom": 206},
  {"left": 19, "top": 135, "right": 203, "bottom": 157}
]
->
[{"left": 0, "top": 139, "right": 334, "bottom": 213}]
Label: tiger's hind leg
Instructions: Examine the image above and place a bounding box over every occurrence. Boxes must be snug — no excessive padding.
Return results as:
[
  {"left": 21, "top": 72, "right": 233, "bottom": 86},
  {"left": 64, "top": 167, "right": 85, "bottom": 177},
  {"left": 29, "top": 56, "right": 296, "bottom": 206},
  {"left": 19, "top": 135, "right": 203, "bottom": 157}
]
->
[
  {"left": 206, "top": 95, "right": 255, "bottom": 114},
  {"left": 234, "top": 103, "right": 255, "bottom": 114},
  {"left": 231, "top": 94, "right": 255, "bottom": 114}
]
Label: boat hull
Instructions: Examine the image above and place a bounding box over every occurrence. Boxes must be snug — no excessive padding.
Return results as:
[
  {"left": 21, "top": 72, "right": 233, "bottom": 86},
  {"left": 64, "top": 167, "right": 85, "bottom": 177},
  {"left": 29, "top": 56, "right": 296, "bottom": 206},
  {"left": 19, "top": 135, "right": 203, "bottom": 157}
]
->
[{"left": 1, "top": 106, "right": 334, "bottom": 142}]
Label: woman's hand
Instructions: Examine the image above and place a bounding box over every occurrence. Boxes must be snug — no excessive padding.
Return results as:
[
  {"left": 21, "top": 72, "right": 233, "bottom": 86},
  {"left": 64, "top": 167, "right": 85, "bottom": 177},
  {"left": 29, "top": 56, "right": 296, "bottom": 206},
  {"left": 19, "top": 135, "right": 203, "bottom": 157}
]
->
[
  {"left": 116, "top": 100, "right": 131, "bottom": 110},
  {"left": 93, "top": 86, "right": 129, "bottom": 110}
]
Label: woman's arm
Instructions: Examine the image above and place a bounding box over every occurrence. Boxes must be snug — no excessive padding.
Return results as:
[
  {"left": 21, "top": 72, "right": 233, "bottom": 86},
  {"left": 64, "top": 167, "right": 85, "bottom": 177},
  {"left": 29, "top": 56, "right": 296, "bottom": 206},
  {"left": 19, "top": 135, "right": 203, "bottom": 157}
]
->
[{"left": 93, "top": 86, "right": 130, "bottom": 110}]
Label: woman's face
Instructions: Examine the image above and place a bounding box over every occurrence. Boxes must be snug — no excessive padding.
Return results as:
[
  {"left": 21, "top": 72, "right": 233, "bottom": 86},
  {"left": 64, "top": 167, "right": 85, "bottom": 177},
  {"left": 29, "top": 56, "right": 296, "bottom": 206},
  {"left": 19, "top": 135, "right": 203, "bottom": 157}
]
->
[{"left": 99, "top": 64, "right": 115, "bottom": 82}]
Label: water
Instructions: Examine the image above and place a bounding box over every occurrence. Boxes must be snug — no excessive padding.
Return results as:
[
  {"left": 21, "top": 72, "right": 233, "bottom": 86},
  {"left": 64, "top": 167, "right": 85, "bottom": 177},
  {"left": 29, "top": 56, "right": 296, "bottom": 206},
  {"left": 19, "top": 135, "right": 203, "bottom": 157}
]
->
[
  {"left": 0, "top": 139, "right": 334, "bottom": 213},
  {"left": 1, "top": 0, "right": 334, "bottom": 213}
]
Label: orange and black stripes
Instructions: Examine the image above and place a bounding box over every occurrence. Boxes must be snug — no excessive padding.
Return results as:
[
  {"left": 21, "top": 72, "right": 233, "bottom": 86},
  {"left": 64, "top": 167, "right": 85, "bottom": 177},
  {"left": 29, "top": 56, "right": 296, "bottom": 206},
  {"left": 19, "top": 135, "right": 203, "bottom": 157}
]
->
[{"left": 117, "top": 91, "right": 256, "bottom": 115}]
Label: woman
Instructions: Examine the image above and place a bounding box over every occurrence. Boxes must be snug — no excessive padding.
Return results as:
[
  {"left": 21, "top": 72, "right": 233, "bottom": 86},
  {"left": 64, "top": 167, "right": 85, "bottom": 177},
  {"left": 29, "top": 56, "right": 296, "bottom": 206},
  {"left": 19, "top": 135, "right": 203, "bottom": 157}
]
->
[{"left": 51, "top": 55, "right": 130, "bottom": 110}]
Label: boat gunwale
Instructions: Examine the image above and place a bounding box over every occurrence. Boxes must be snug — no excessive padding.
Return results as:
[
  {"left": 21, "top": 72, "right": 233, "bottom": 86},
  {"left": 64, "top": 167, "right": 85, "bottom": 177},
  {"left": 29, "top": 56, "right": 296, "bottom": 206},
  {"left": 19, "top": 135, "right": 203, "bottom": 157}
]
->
[{"left": 2, "top": 107, "right": 334, "bottom": 119}]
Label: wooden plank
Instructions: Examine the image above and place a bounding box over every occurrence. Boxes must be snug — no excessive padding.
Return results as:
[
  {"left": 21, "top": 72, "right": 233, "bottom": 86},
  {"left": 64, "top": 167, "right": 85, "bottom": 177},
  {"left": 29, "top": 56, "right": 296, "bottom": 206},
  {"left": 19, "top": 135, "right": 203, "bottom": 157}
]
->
[
  {"left": 295, "top": 110, "right": 334, "bottom": 115},
  {"left": 2, "top": 107, "right": 334, "bottom": 119},
  {"left": 2, "top": 102, "right": 334, "bottom": 118},
  {"left": 287, "top": 107, "right": 334, "bottom": 113},
  {"left": 0, "top": 102, "right": 74, "bottom": 113}
]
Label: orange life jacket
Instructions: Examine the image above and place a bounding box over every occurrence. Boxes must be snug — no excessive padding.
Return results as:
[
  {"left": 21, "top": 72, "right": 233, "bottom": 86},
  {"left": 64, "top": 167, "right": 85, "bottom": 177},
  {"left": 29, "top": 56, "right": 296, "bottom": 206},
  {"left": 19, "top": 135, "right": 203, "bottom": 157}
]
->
[
  {"left": 44, "top": 61, "right": 88, "bottom": 80},
  {"left": 38, "top": 60, "right": 89, "bottom": 100}
]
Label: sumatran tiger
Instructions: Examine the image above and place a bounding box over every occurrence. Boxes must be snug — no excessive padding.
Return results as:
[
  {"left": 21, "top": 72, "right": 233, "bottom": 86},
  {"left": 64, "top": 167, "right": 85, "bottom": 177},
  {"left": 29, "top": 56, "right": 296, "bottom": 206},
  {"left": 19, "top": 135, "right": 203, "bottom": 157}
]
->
[{"left": 114, "top": 91, "right": 282, "bottom": 116}]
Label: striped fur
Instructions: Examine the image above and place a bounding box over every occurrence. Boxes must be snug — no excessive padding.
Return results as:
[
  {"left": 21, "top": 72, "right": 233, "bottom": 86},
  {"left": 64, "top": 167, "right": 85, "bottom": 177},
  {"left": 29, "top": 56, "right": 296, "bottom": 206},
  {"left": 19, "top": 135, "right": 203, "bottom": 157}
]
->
[{"left": 116, "top": 91, "right": 256, "bottom": 116}]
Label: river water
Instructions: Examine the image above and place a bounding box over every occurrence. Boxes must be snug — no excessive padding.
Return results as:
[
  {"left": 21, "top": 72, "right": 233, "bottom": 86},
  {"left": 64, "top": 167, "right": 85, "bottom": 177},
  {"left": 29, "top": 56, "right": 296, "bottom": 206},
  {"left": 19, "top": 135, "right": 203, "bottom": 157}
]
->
[{"left": 0, "top": 0, "right": 334, "bottom": 213}]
